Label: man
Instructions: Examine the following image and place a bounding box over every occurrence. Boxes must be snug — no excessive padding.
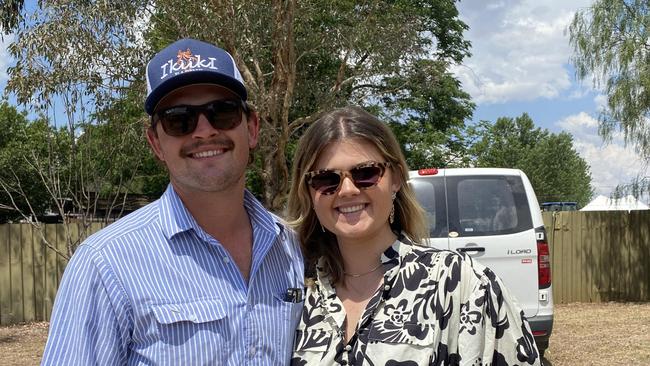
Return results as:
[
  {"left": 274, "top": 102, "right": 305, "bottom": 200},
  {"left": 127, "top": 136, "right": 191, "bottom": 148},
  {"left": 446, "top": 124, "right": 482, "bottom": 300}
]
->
[{"left": 41, "top": 38, "right": 304, "bottom": 365}]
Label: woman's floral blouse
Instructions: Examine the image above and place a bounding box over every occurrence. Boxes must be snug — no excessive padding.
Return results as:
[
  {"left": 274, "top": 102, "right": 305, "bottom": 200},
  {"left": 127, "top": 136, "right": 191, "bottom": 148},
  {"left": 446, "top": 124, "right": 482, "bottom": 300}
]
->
[{"left": 291, "top": 239, "right": 541, "bottom": 366}]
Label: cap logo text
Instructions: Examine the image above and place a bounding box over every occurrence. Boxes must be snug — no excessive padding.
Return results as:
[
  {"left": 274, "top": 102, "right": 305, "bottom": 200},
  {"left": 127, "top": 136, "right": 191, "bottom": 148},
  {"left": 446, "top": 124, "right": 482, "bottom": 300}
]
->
[{"left": 160, "top": 48, "right": 219, "bottom": 79}]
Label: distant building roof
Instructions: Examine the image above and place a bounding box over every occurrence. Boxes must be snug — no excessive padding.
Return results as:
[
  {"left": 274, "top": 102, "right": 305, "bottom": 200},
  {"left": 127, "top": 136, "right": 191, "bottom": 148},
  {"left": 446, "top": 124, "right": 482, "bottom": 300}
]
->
[{"left": 580, "top": 195, "right": 649, "bottom": 211}]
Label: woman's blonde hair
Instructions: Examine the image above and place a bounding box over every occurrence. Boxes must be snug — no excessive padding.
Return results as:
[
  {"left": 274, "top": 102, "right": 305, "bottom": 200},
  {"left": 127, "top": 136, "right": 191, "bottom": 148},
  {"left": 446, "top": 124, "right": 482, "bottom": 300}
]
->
[{"left": 287, "top": 106, "right": 428, "bottom": 284}]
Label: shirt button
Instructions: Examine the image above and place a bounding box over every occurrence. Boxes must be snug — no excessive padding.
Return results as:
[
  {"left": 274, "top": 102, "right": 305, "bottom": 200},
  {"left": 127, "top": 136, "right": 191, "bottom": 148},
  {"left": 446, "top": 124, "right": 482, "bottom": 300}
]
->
[
  {"left": 384, "top": 284, "right": 390, "bottom": 291},
  {"left": 344, "top": 345, "right": 352, "bottom": 351},
  {"left": 223, "top": 256, "right": 230, "bottom": 264},
  {"left": 248, "top": 346, "right": 256, "bottom": 357}
]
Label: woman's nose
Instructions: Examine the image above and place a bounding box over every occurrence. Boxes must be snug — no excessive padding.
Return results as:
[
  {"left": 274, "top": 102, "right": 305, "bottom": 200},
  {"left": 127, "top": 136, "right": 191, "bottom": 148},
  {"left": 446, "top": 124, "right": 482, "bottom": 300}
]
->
[{"left": 337, "top": 175, "right": 360, "bottom": 196}]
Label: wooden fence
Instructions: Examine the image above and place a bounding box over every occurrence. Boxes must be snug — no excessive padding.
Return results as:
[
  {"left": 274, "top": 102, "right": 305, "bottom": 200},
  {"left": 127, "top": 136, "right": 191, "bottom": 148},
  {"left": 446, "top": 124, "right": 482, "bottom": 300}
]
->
[
  {"left": 0, "top": 223, "right": 104, "bottom": 326},
  {"left": 543, "top": 210, "right": 650, "bottom": 304},
  {"left": 0, "top": 211, "right": 649, "bottom": 325}
]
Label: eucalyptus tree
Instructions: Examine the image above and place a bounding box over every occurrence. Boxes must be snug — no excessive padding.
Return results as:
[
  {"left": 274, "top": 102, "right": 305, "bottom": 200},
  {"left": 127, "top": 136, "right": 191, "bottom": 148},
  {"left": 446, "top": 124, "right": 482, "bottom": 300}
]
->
[
  {"left": 569, "top": 0, "right": 649, "bottom": 197},
  {"left": 1, "top": 1, "right": 154, "bottom": 255},
  {"left": 0, "top": 101, "right": 51, "bottom": 223},
  {"left": 0, "top": 101, "right": 74, "bottom": 256},
  {"left": 3, "top": 0, "right": 472, "bottom": 213},
  {"left": 0, "top": 0, "right": 23, "bottom": 32}
]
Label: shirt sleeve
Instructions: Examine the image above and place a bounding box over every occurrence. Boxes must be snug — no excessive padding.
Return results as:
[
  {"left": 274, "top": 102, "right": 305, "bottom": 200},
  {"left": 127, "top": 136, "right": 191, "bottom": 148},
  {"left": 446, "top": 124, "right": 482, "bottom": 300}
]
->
[
  {"left": 41, "top": 245, "right": 132, "bottom": 365},
  {"left": 457, "top": 255, "right": 541, "bottom": 366}
]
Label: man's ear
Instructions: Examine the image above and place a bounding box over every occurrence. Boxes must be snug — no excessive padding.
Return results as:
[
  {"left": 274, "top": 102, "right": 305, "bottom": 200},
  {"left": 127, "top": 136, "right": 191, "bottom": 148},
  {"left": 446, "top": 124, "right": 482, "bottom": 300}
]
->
[
  {"left": 146, "top": 126, "right": 165, "bottom": 162},
  {"left": 247, "top": 110, "right": 260, "bottom": 149}
]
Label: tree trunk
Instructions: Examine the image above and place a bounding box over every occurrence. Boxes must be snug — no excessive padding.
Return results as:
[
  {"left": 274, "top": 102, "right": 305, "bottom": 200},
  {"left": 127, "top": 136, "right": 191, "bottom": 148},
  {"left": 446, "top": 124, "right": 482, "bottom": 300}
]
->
[
  {"left": 261, "top": 135, "right": 289, "bottom": 213},
  {"left": 257, "top": 0, "right": 296, "bottom": 212}
]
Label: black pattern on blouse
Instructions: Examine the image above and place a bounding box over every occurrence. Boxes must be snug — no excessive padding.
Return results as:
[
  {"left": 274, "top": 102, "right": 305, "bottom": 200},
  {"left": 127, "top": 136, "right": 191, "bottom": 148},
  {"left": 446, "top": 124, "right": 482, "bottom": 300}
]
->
[{"left": 291, "top": 239, "right": 540, "bottom": 366}]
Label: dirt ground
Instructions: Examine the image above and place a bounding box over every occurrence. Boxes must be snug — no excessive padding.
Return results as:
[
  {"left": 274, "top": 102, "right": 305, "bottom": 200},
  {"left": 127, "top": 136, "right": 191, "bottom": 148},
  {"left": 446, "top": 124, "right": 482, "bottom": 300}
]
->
[
  {"left": 0, "top": 302, "right": 649, "bottom": 365},
  {"left": 0, "top": 321, "right": 48, "bottom": 366},
  {"left": 544, "top": 302, "right": 650, "bottom": 366}
]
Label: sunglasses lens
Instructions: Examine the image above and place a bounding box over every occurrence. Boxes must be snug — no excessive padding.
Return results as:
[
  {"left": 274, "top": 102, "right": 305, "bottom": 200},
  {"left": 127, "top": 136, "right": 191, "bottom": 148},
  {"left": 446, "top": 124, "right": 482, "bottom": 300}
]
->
[
  {"left": 158, "top": 107, "right": 197, "bottom": 136},
  {"left": 205, "top": 101, "right": 244, "bottom": 130},
  {"left": 154, "top": 100, "right": 244, "bottom": 136},
  {"left": 351, "top": 165, "right": 383, "bottom": 188},
  {"left": 309, "top": 171, "right": 342, "bottom": 194},
  {"left": 307, "top": 163, "right": 387, "bottom": 194}
]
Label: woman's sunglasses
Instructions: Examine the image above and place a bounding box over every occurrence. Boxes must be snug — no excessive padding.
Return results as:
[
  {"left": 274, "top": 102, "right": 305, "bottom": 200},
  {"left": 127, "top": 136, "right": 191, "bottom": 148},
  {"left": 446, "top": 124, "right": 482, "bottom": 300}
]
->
[
  {"left": 152, "top": 99, "right": 248, "bottom": 137},
  {"left": 305, "top": 162, "right": 390, "bottom": 195}
]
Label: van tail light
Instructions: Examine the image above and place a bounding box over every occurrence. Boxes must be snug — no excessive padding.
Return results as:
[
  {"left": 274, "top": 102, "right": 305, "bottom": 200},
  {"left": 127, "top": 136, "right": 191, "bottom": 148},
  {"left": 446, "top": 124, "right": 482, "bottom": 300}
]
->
[
  {"left": 417, "top": 168, "right": 439, "bottom": 175},
  {"left": 536, "top": 227, "right": 551, "bottom": 289}
]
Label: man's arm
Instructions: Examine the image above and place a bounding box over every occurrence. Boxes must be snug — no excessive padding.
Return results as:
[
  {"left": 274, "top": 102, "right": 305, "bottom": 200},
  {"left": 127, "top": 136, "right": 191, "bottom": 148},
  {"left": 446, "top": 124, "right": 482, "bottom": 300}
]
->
[{"left": 41, "top": 245, "right": 132, "bottom": 365}]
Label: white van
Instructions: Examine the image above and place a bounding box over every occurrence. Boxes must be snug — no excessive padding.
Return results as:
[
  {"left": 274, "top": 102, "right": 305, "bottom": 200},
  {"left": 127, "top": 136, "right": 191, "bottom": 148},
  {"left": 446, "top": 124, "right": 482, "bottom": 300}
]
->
[{"left": 408, "top": 167, "right": 553, "bottom": 357}]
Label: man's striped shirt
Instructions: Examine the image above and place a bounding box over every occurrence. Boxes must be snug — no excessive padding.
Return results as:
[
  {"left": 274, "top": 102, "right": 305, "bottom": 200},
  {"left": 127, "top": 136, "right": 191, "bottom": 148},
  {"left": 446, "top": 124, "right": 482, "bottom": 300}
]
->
[{"left": 41, "top": 185, "right": 304, "bottom": 365}]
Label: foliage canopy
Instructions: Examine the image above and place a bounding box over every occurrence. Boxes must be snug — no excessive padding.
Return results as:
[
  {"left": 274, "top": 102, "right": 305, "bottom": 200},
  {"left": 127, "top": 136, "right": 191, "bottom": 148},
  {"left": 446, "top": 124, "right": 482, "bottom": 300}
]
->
[
  {"left": 469, "top": 113, "right": 594, "bottom": 207},
  {"left": 569, "top": 0, "right": 649, "bottom": 198},
  {"left": 1, "top": 0, "right": 474, "bottom": 212}
]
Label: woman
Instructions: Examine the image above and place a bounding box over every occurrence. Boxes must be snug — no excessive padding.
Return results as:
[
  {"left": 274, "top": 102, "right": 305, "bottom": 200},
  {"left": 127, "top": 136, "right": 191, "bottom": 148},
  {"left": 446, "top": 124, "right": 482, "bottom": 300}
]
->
[{"left": 286, "top": 106, "right": 540, "bottom": 365}]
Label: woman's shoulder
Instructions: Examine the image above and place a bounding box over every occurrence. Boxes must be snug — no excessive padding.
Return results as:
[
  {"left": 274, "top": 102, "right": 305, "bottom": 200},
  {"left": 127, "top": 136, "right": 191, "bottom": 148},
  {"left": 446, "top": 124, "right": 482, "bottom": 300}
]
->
[
  {"left": 398, "top": 242, "right": 493, "bottom": 285},
  {"left": 401, "top": 241, "right": 464, "bottom": 267}
]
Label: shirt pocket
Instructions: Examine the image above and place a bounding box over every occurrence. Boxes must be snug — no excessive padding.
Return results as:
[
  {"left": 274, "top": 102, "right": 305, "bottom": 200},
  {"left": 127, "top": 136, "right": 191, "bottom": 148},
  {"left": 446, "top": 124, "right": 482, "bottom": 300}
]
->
[
  {"left": 365, "top": 322, "right": 436, "bottom": 363},
  {"left": 272, "top": 292, "right": 305, "bottom": 364},
  {"left": 149, "top": 299, "right": 229, "bottom": 360},
  {"left": 151, "top": 299, "right": 228, "bottom": 325}
]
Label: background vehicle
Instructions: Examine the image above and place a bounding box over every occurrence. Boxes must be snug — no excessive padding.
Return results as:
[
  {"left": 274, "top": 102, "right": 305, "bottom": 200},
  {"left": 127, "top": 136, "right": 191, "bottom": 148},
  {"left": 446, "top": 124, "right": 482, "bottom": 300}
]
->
[
  {"left": 541, "top": 201, "right": 578, "bottom": 212},
  {"left": 408, "top": 167, "right": 553, "bottom": 357}
]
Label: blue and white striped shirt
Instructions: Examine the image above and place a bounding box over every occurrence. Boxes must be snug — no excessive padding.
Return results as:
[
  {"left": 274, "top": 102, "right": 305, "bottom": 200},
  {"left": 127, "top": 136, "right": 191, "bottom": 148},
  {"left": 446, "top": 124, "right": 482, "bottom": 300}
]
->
[{"left": 41, "top": 185, "right": 304, "bottom": 365}]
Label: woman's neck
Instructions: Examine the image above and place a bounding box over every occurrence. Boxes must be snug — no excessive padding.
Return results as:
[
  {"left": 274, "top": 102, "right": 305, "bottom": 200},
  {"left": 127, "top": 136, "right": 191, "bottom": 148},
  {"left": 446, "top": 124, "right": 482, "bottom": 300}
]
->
[{"left": 336, "top": 225, "right": 397, "bottom": 276}]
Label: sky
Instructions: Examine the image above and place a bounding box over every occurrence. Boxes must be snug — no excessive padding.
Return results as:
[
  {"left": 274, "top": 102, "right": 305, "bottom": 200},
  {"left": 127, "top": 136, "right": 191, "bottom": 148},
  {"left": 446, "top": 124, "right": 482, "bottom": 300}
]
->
[
  {"left": 0, "top": 0, "right": 647, "bottom": 202},
  {"left": 0, "top": 35, "right": 11, "bottom": 86},
  {"left": 452, "top": 0, "right": 648, "bottom": 201}
]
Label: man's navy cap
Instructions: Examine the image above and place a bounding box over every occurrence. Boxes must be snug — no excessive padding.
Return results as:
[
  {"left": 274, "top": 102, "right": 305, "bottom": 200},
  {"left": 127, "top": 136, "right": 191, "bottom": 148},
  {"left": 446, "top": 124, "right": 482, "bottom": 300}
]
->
[{"left": 145, "top": 38, "right": 247, "bottom": 115}]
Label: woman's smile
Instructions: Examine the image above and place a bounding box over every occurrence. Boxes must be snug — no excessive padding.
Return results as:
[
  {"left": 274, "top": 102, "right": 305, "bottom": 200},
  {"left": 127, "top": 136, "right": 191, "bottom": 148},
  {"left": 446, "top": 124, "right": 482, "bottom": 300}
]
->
[{"left": 337, "top": 204, "right": 366, "bottom": 214}]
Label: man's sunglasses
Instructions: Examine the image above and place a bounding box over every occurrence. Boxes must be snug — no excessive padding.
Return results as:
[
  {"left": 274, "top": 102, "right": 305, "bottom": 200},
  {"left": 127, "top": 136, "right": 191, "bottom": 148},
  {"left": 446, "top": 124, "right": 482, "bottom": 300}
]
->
[
  {"left": 305, "top": 162, "right": 390, "bottom": 195},
  {"left": 152, "top": 99, "right": 248, "bottom": 137}
]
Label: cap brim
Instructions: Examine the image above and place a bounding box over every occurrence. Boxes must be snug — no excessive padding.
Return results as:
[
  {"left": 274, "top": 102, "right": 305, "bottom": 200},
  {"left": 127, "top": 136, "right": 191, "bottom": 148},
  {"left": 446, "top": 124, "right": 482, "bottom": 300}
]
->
[{"left": 145, "top": 71, "right": 247, "bottom": 115}]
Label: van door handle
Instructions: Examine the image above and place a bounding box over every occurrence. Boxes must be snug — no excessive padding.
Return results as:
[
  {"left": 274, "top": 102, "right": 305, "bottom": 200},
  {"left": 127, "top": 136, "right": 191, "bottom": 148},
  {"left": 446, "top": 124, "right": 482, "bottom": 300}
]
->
[{"left": 457, "top": 246, "right": 485, "bottom": 253}]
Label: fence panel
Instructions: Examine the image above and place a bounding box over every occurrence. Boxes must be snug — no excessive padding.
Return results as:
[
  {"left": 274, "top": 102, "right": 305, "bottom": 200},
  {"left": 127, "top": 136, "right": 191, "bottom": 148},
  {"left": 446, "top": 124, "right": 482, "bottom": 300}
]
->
[
  {"left": 1, "top": 212, "right": 649, "bottom": 324},
  {"left": 9, "top": 224, "right": 24, "bottom": 324},
  {"left": 33, "top": 225, "right": 45, "bottom": 323},
  {"left": 0, "top": 223, "right": 105, "bottom": 325},
  {"left": 544, "top": 210, "right": 650, "bottom": 304},
  {"left": 0, "top": 225, "right": 11, "bottom": 324}
]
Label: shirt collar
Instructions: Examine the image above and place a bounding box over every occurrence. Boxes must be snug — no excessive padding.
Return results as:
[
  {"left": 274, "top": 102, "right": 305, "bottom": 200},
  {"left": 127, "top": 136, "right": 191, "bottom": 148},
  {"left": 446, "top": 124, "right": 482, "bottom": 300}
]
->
[{"left": 158, "top": 184, "right": 282, "bottom": 240}]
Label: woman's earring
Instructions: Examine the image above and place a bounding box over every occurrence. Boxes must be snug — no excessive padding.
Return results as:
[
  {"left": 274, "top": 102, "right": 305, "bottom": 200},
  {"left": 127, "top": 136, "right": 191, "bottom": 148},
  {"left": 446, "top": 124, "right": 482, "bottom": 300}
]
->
[
  {"left": 389, "top": 192, "right": 397, "bottom": 224},
  {"left": 320, "top": 223, "right": 326, "bottom": 232}
]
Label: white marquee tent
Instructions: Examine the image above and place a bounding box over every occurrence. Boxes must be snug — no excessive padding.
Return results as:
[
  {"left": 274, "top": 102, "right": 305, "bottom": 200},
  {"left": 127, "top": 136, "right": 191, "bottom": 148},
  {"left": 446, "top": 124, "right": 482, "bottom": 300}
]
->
[{"left": 580, "top": 195, "right": 650, "bottom": 211}]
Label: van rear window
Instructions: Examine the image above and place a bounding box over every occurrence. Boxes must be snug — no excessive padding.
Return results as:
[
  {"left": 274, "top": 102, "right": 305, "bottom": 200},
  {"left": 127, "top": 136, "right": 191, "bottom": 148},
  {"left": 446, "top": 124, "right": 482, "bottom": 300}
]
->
[
  {"left": 448, "top": 176, "right": 532, "bottom": 236},
  {"left": 410, "top": 175, "right": 533, "bottom": 238}
]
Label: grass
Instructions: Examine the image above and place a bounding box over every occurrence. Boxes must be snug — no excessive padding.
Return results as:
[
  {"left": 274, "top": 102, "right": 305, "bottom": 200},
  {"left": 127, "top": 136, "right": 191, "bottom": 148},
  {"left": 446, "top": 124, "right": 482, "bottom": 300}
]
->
[{"left": 1, "top": 302, "right": 649, "bottom": 365}]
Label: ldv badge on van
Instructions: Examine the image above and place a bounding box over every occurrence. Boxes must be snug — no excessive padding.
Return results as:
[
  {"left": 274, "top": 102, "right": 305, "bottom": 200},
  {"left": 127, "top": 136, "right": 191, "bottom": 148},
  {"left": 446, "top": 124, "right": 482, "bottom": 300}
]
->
[{"left": 409, "top": 167, "right": 553, "bottom": 357}]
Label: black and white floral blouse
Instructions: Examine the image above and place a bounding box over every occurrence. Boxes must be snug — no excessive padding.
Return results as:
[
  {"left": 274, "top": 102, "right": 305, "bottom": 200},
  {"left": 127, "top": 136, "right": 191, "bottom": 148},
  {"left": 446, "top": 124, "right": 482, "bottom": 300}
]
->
[{"left": 291, "top": 239, "right": 541, "bottom": 365}]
